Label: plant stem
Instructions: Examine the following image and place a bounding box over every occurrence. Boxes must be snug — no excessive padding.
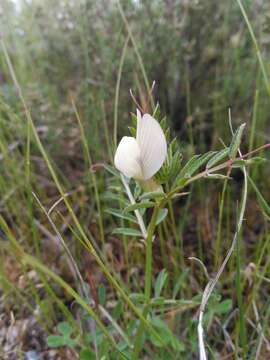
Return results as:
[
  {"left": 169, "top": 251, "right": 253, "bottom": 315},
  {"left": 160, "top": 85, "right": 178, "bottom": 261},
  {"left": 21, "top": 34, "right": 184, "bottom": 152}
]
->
[
  {"left": 114, "top": 35, "right": 130, "bottom": 148},
  {"left": 145, "top": 206, "right": 159, "bottom": 299},
  {"left": 132, "top": 205, "right": 159, "bottom": 359},
  {"left": 236, "top": 0, "right": 270, "bottom": 97}
]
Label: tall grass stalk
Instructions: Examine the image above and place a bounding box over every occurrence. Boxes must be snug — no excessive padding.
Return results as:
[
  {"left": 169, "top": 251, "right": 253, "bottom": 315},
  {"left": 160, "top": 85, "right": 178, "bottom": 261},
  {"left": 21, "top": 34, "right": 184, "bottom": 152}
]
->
[
  {"left": 236, "top": 0, "right": 270, "bottom": 97},
  {"left": 114, "top": 35, "right": 130, "bottom": 148},
  {"left": 132, "top": 205, "right": 159, "bottom": 360},
  {"left": 117, "top": 0, "right": 154, "bottom": 110}
]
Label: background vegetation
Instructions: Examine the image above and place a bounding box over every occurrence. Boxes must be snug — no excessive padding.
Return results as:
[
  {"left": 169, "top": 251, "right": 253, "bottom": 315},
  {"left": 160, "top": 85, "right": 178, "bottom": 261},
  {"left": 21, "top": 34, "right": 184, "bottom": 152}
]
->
[{"left": 0, "top": 0, "right": 269, "bottom": 359}]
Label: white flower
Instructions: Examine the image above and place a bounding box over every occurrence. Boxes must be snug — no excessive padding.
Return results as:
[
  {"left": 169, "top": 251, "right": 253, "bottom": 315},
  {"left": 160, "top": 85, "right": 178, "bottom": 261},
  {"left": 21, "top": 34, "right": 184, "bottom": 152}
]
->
[{"left": 114, "top": 110, "right": 167, "bottom": 180}]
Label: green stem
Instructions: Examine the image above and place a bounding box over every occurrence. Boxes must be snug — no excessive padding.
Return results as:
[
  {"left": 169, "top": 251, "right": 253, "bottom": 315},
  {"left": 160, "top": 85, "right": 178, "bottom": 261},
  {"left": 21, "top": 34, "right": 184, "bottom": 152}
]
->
[
  {"left": 249, "top": 89, "right": 259, "bottom": 153},
  {"left": 158, "top": 225, "right": 168, "bottom": 270},
  {"left": 145, "top": 206, "right": 159, "bottom": 299},
  {"left": 132, "top": 205, "right": 159, "bottom": 359},
  {"left": 236, "top": 0, "right": 270, "bottom": 97}
]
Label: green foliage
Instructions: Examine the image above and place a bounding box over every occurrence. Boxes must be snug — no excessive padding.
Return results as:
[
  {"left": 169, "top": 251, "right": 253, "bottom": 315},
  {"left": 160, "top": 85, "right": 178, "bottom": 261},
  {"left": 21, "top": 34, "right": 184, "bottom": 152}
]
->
[
  {"left": 98, "top": 284, "right": 107, "bottom": 306},
  {"left": 149, "top": 317, "right": 185, "bottom": 352},
  {"left": 154, "top": 269, "right": 168, "bottom": 298},
  {"left": 105, "top": 208, "right": 137, "bottom": 223},
  {"left": 47, "top": 322, "right": 77, "bottom": 348},
  {"left": 123, "top": 201, "right": 156, "bottom": 213},
  {"left": 229, "top": 123, "right": 246, "bottom": 159},
  {"left": 79, "top": 348, "right": 96, "bottom": 360},
  {"left": 155, "top": 208, "right": 168, "bottom": 226},
  {"left": 112, "top": 227, "right": 142, "bottom": 237},
  {"left": 206, "top": 148, "right": 230, "bottom": 169}
]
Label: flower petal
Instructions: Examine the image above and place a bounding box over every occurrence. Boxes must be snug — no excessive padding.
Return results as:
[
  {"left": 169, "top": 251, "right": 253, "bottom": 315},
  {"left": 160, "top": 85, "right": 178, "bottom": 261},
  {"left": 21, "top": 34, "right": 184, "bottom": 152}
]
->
[
  {"left": 136, "top": 113, "right": 167, "bottom": 180},
  {"left": 114, "top": 136, "right": 143, "bottom": 179}
]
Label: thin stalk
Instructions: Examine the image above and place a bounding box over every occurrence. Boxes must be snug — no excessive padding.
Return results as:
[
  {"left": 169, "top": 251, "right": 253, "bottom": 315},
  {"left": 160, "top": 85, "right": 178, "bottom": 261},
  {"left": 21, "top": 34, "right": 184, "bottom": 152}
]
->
[
  {"left": 132, "top": 206, "right": 159, "bottom": 360},
  {"left": 117, "top": 0, "right": 154, "bottom": 110},
  {"left": 236, "top": 0, "right": 270, "bottom": 97},
  {"left": 249, "top": 89, "right": 259, "bottom": 152},
  {"left": 167, "top": 192, "right": 183, "bottom": 268},
  {"left": 101, "top": 101, "right": 113, "bottom": 162},
  {"left": 185, "top": 61, "right": 194, "bottom": 151},
  {"left": 158, "top": 225, "right": 168, "bottom": 270},
  {"left": 145, "top": 206, "right": 159, "bottom": 300},
  {"left": 114, "top": 35, "right": 130, "bottom": 148}
]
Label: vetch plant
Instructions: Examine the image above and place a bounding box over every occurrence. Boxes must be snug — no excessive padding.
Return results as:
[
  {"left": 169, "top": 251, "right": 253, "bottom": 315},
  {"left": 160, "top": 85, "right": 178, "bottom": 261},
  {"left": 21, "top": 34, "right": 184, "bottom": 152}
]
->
[
  {"left": 1, "top": 3, "right": 270, "bottom": 357},
  {"left": 110, "top": 102, "right": 270, "bottom": 359}
]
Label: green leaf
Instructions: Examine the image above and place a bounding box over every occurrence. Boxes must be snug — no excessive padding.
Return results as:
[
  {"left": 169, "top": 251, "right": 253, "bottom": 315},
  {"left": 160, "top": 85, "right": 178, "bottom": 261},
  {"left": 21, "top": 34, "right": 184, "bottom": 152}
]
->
[
  {"left": 170, "top": 336, "right": 185, "bottom": 352},
  {"left": 206, "top": 174, "right": 231, "bottom": 180},
  {"left": 66, "top": 338, "right": 77, "bottom": 348},
  {"left": 248, "top": 175, "right": 270, "bottom": 220},
  {"left": 176, "top": 152, "right": 216, "bottom": 182},
  {"left": 177, "top": 155, "right": 200, "bottom": 178},
  {"left": 58, "top": 322, "right": 72, "bottom": 336},
  {"left": 139, "top": 191, "right": 164, "bottom": 200},
  {"left": 112, "top": 227, "right": 142, "bottom": 237},
  {"left": 116, "top": 340, "right": 129, "bottom": 352},
  {"left": 206, "top": 148, "right": 229, "bottom": 169},
  {"left": 128, "top": 126, "right": 136, "bottom": 137},
  {"left": 123, "top": 201, "right": 155, "bottom": 213},
  {"left": 155, "top": 208, "right": 168, "bottom": 226},
  {"left": 212, "top": 299, "right": 232, "bottom": 314},
  {"left": 154, "top": 269, "right": 168, "bottom": 297},
  {"left": 151, "top": 297, "right": 165, "bottom": 306},
  {"left": 231, "top": 159, "right": 246, "bottom": 168},
  {"left": 47, "top": 335, "right": 65, "bottom": 348},
  {"left": 98, "top": 283, "right": 106, "bottom": 306},
  {"left": 129, "top": 293, "right": 146, "bottom": 303},
  {"left": 186, "top": 152, "right": 217, "bottom": 176},
  {"left": 229, "top": 123, "right": 246, "bottom": 159},
  {"left": 112, "top": 300, "right": 123, "bottom": 320},
  {"left": 80, "top": 348, "right": 96, "bottom": 360},
  {"left": 150, "top": 317, "right": 185, "bottom": 351},
  {"left": 172, "top": 269, "right": 189, "bottom": 299},
  {"left": 105, "top": 208, "right": 137, "bottom": 224},
  {"left": 134, "top": 183, "right": 142, "bottom": 199},
  {"left": 103, "top": 164, "right": 120, "bottom": 177},
  {"left": 246, "top": 156, "right": 266, "bottom": 166}
]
